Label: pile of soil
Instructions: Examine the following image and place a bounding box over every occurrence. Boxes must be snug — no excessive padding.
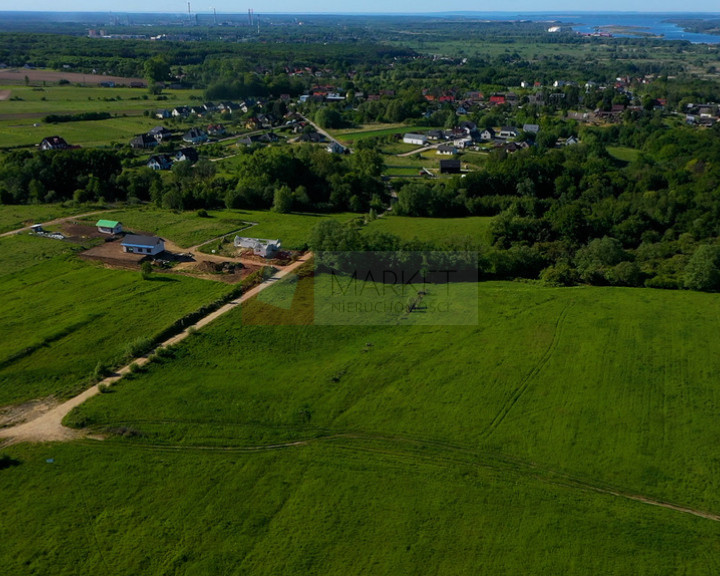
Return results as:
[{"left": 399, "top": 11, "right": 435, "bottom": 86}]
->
[{"left": 197, "top": 260, "right": 245, "bottom": 274}]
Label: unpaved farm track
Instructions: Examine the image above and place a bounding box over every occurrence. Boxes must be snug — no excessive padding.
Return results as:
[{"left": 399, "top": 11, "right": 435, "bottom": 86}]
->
[
  {"left": 0, "top": 210, "right": 108, "bottom": 238},
  {"left": 0, "top": 252, "right": 312, "bottom": 446}
]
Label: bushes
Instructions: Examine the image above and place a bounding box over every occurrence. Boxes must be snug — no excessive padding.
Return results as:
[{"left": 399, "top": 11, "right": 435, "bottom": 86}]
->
[
  {"left": 124, "top": 336, "right": 153, "bottom": 360},
  {"left": 43, "top": 112, "right": 111, "bottom": 123}
]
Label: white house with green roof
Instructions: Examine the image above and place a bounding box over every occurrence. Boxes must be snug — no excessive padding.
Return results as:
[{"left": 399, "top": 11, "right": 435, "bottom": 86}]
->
[{"left": 96, "top": 219, "right": 122, "bottom": 235}]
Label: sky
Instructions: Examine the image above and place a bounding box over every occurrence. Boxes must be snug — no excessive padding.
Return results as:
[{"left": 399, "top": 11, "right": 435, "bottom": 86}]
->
[{"left": 7, "top": 1, "right": 720, "bottom": 14}]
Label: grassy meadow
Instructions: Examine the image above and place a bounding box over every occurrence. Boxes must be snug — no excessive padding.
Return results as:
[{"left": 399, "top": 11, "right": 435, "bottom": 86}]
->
[
  {"left": 1, "top": 277, "right": 720, "bottom": 573},
  {"left": 85, "top": 207, "right": 358, "bottom": 250},
  {"left": 2, "top": 439, "right": 719, "bottom": 576},
  {"left": 0, "top": 234, "right": 230, "bottom": 404},
  {"left": 364, "top": 214, "right": 493, "bottom": 244},
  {"left": 63, "top": 279, "right": 720, "bottom": 514},
  {"left": 0, "top": 84, "right": 203, "bottom": 148},
  {"left": 0, "top": 203, "right": 103, "bottom": 234},
  {"left": 332, "top": 124, "right": 428, "bottom": 144}
]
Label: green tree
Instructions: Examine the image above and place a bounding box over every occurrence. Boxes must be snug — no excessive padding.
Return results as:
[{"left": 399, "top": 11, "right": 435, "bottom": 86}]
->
[
  {"left": 141, "top": 260, "right": 153, "bottom": 280},
  {"left": 272, "top": 185, "right": 294, "bottom": 213},
  {"left": 684, "top": 244, "right": 720, "bottom": 291},
  {"left": 144, "top": 56, "right": 171, "bottom": 85}
]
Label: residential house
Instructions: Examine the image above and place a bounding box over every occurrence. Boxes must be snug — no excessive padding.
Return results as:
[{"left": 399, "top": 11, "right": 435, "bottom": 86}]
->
[
  {"left": 523, "top": 124, "right": 540, "bottom": 135},
  {"left": 174, "top": 148, "right": 199, "bottom": 163},
  {"left": 172, "top": 106, "right": 190, "bottom": 118},
  {"left": 479, "top": 128, "right": 496, "bottom": 142},
  {"left": 130, "top": 134, "right": 158, "bottom": 149},
  {"left": 155, "top": 109, "right": 171, "bottom": 119},
  {"left": 327, "top": 142, "right": 345, "bottom": 154},
  {"left": 40, "top": 136, "right": 70, "bottom": 150},
  {"left": 121, "top": 234, "right": 165, "bottom": 256},
  {"left": 436, "top": 144, "right": 457, "bottom": 155},
  {"left": 182, "top": 128, "right": 208, "bottom": 144},
  {"left": 454, "top": 137, "right": 473, "bottom": 150},
  {"left": 426, "top": 130, "right": 445, "bottom": 141},
  {"left": 459, "top": 121, "right": 478, "bottom": 134},
  {"left": 258, "top": 132, "right": 280, "bottom": 143},
  {"left": 148, "top": 126, "right": 172, "bottom": 143},
  {"left": 207, "top": 124, "right": 226, "bottom": 137},
  {"left": 96, "top": 219, "right": 122, "bottom": 235},
  {"left": 147, "top": 155, "right": 173, "bottom": 170},
  {"left": 298, "top": 131, "right": 326, "bottom": 143}
]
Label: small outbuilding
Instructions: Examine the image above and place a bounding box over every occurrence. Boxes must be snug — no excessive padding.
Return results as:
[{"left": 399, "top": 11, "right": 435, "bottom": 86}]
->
[
  {"left": 96, "top": 219, "right": 123, "bottom": 234},
  {"left": 439, "top": 159, "right": 462, "bottom": 174},
  {"left": 403, "top": 133, "right": 428, "bottom": 146},
  {"left": 121, "top": 234, "right": 165, "bottom": 256}
]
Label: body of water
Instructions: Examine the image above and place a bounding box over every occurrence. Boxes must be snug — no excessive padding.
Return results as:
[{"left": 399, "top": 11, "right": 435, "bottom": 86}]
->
[{"left": 522, "top": 12, "right": 720, "bottom": 43}]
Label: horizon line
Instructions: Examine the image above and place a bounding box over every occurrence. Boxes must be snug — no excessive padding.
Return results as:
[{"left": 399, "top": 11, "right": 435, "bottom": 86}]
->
[{"left": 2, "top": 9, "right": 720, "bottom": 16}]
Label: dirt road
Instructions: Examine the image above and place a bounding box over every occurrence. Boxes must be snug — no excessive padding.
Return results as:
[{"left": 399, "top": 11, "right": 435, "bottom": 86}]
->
[
  {"left": 0, "top": 210, "right": 108, "bottom": 239},
  {"left": 0, "top": 252, "right": 313, "bottom": 445}
]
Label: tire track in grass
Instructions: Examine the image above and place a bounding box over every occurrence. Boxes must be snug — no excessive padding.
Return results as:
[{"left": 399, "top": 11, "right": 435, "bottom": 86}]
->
[
  {"left": 482, "top": 303, "right": 572, "bottom": 440},
  {"left": 69, "top": 430, "right": 720, "bottom": 523}
]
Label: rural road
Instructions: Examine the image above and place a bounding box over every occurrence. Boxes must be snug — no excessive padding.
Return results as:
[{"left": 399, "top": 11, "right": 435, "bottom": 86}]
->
[
  {"left": 299, "top": 114, "right": 349, "bottom": 152},
  {"left": 396, "top": 142, "right": 442, "bottom": 157},
  {"left": 0, "top": 252, "right": 313, "bottom": 445}
]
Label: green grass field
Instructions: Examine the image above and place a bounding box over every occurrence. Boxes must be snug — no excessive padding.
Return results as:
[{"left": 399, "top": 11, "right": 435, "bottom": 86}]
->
[
  {"left": 0, "top": 203, "right": 103, "bottom": 234},
  {"left": 332, "top": 124, "right": 427, "bottom": 144},
  {"left": 608, "top": 145, "right": 641, "bottom": 163},
  {"left": 188, "top": 210, "right": 359, "bottom": 251},
  {"left": 64, "top": 279, "right": 720, "bottom": 519},
  {"left": 81, "top": 207, "right": 255, "bottom": 249},
  {"left": 88, "top": 207, "right": 358, "bottom": 250},
  {"left": 0, "top": 84, "right": 204, "bottom": 148},
  {"left": 364, "top": 215, "right": 493, "bottom": 245},
  {"left": 0, "top": 234, "right": 230, "bottom": 404},
  {"left": 3, "top": 279, "right": 720, "bottom": 573}
]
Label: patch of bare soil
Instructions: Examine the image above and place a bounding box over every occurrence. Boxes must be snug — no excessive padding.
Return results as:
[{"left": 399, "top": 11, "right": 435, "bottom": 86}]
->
[
  {"left": 80, "top": 239, "right": 146, "bottom": 270},
  {"left": 237, "top": 249, "right": 298, "bottom": 267},
  {"left": 0, "top": 89, "right": 11, "bottom": 101},
  {"left": 60, "top": 221, "right": 109, "bottom": 242},
  {"left": 0, "top": 68, "right": 145, "bottom": 86},
  {"left": 176, "top": 259, "right": 262, "bottom": 284},
  {"left": 0, "top": 397, "right": 60, "bottom": 429}
]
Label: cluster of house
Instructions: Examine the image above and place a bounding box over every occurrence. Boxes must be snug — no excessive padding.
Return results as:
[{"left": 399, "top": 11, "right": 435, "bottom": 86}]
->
[
  {"left": 156, "top": 101, "right": 247, "bottom": 119},
  {"left": 685, "top": 103, "right": 719, "bottom": 127},
  {"left": 130, "top": 125, "right": 223, "bottom": 150},
  {"left": 299, "top": 85, "right": 346, "bottom": 104},
  {"left": 403, "top": 123, "right": 551, "bottom": 152}
]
